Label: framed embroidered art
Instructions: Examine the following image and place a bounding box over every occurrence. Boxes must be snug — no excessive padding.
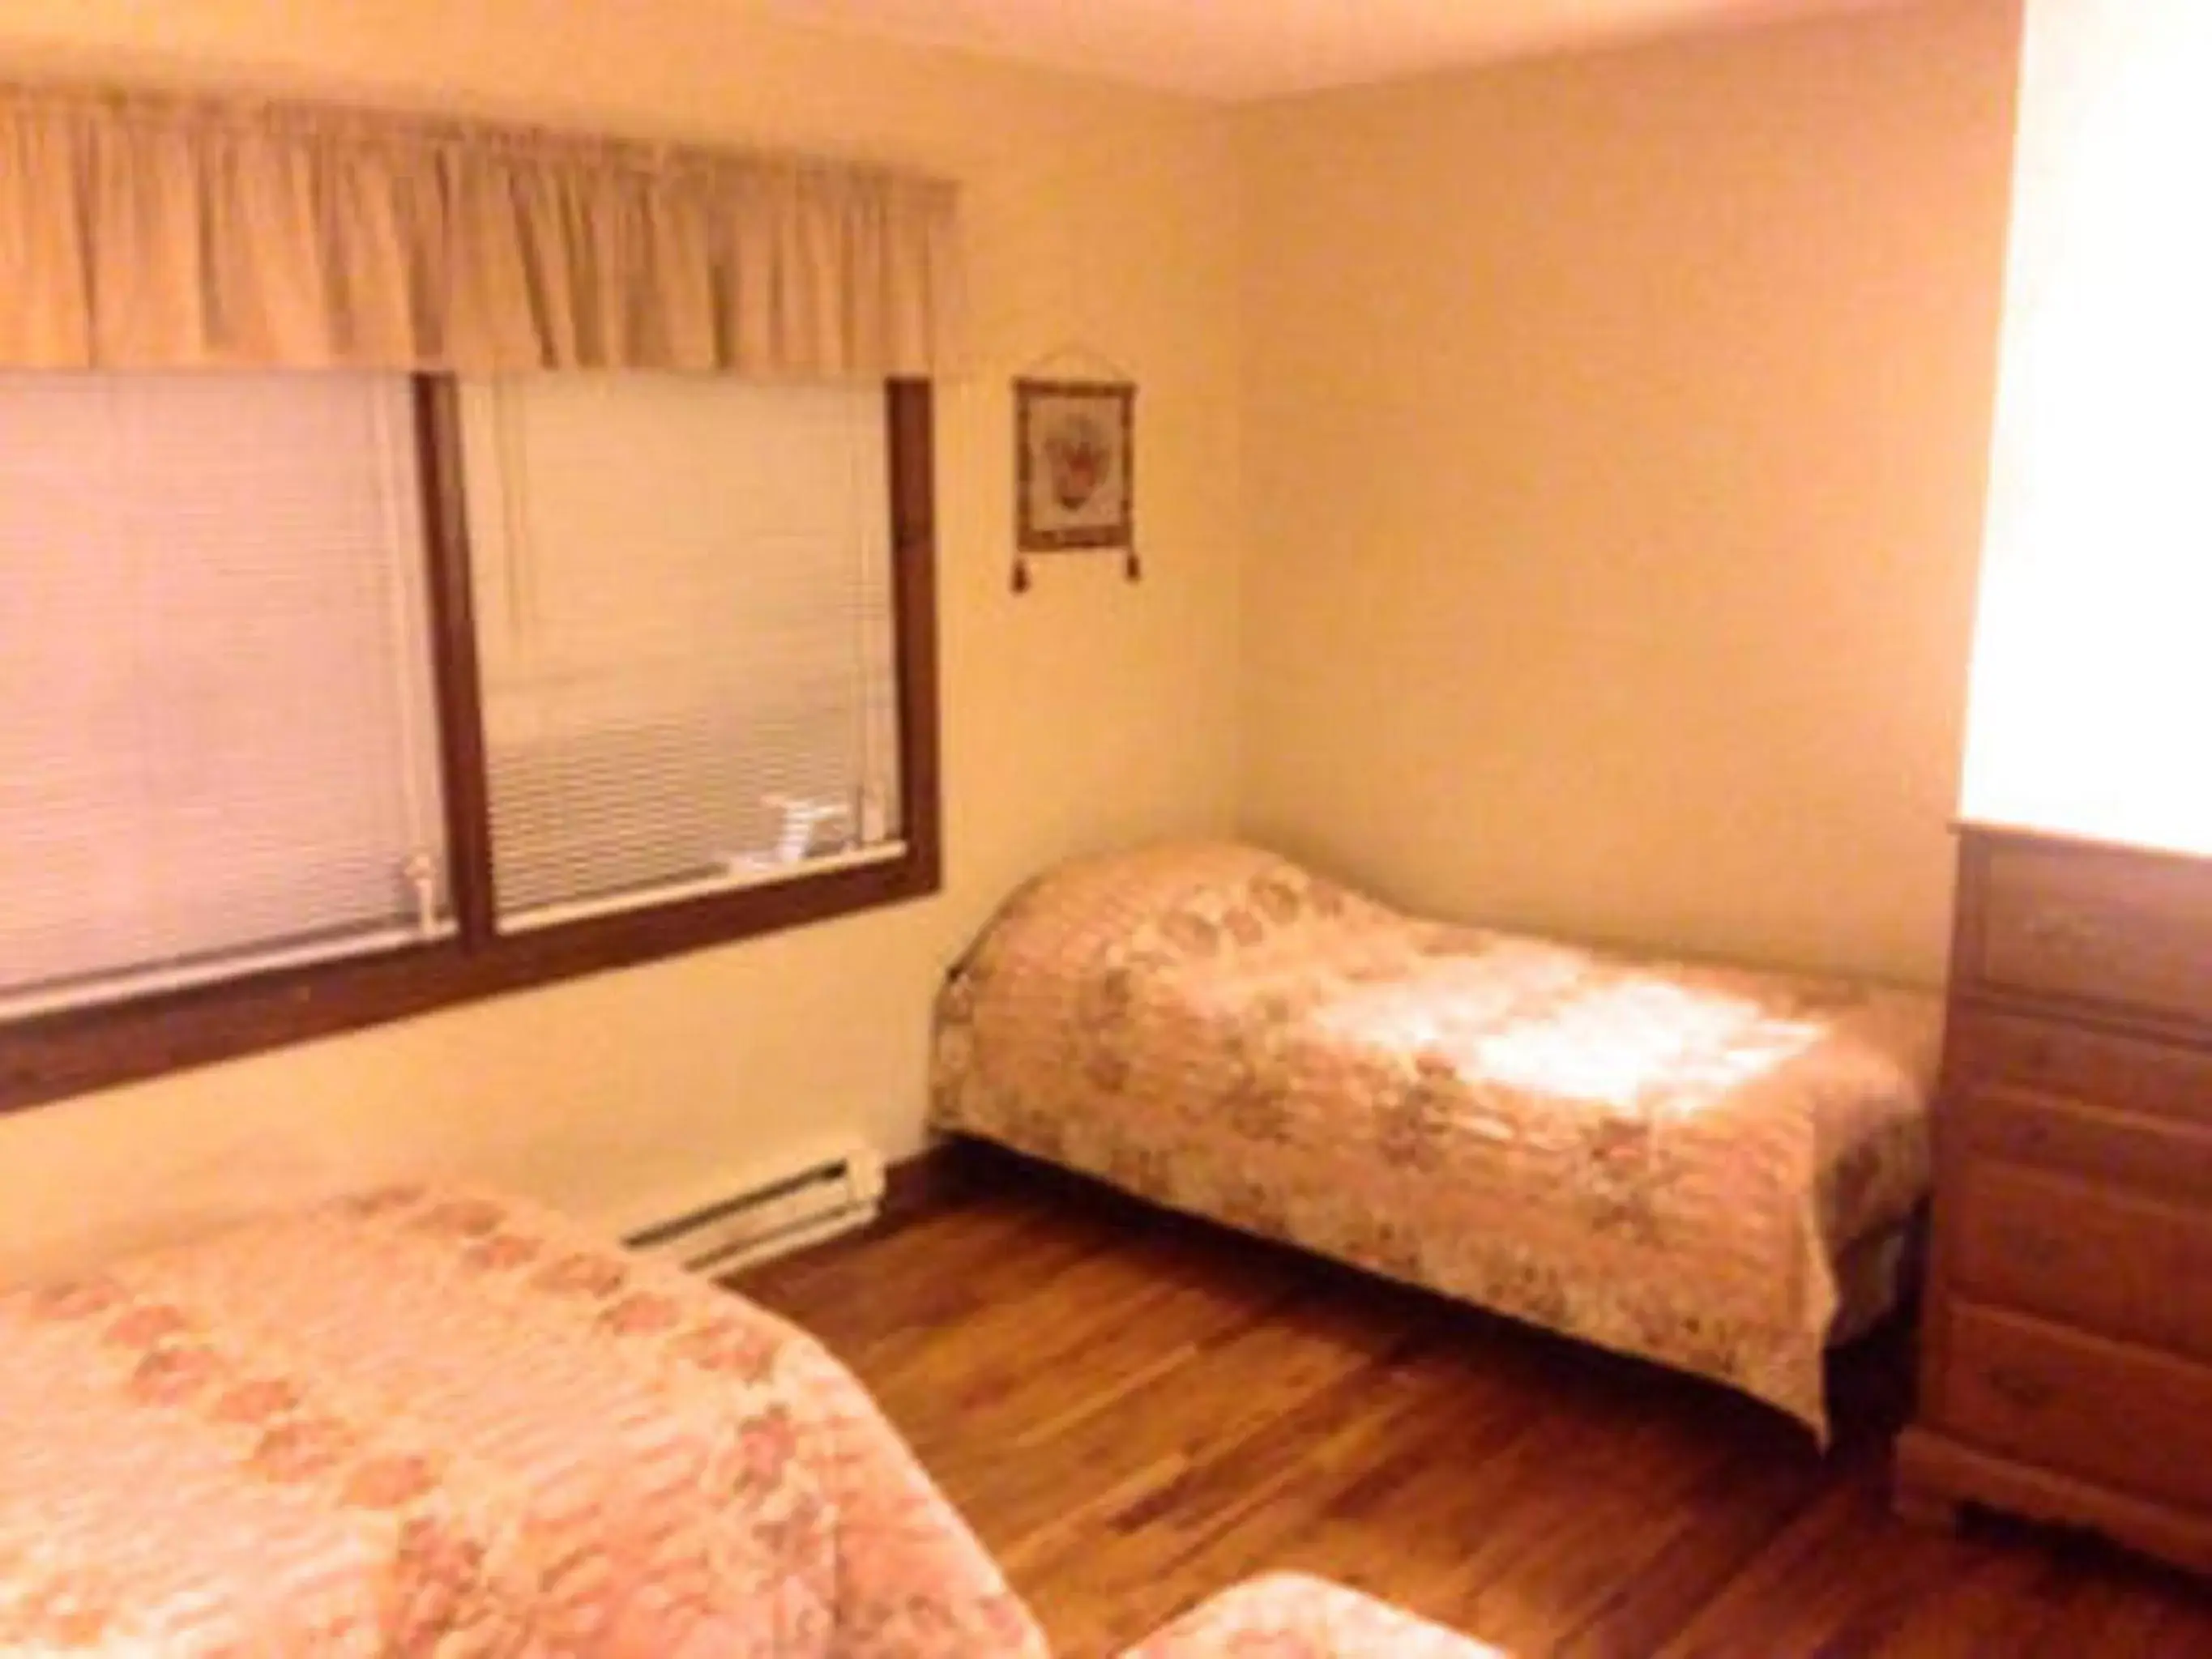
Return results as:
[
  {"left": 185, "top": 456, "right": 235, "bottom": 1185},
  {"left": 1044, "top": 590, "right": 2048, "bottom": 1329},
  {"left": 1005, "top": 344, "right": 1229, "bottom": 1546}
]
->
[{"left": 1013, "top": 377, "right": 1137, "bottom": 588}]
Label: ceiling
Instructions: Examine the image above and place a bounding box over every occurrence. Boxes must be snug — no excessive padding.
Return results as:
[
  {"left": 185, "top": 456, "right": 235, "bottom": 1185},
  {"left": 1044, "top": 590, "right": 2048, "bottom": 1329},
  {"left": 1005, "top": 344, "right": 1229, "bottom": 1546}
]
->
[{"left": 763, "top": 0, "right": 1911, "bottom": 102}]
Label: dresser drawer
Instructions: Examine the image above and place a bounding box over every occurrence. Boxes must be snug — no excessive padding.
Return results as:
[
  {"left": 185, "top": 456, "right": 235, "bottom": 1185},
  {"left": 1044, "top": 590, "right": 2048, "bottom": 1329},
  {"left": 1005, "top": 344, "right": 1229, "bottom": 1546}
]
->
[
  {"left": 1945, "top": 1008, "right": 2212, "bottom": 1132},
  {"left": 1953, "top": 1160, "right": 2212, "bottom": 1363},
  {"left": 1941, "top": 1304, "right": 2212, "bottom": 1512},
  {"left": 1963, "top": 1086, "right": 2212, "bottom": 1209},
  {"left": 1974, "top": 841, "right": 2212, "bottom": 1026}
]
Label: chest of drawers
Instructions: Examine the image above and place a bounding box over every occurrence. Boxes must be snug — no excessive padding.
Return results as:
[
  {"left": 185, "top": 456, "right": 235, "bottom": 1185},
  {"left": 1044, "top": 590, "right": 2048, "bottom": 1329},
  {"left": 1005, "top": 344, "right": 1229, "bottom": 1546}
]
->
[{"left": 1897, "top": 827, "right": 2212, "bottom": 1574}]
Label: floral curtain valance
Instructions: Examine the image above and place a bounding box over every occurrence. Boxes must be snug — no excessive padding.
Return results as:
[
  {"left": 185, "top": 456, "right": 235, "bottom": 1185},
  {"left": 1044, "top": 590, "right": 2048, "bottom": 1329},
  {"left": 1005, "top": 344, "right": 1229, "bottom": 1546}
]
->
[{"left": 0, "top": 83, "right": 960, "bottom": 377}]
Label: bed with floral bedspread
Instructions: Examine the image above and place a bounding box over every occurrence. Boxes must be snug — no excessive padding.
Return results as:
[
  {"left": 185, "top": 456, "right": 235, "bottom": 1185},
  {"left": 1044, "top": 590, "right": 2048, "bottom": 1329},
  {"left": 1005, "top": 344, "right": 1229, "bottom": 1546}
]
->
[
  {"left": 0, "top": 1184, "right": 1042, "bottom": 1657},
  {"left": 932, "top": 842, "right": 1941, "bottom": 1437}
]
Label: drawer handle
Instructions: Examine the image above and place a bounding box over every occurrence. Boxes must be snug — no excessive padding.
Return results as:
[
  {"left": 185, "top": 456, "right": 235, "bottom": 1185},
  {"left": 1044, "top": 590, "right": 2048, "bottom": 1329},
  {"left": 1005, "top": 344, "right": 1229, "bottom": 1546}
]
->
[
  {"left": 2021, "top": 911, "right": 2104, "bottom": 954},
  {"left": 1984, "top": 1365, "right": 2056, "bottom": 1411}
]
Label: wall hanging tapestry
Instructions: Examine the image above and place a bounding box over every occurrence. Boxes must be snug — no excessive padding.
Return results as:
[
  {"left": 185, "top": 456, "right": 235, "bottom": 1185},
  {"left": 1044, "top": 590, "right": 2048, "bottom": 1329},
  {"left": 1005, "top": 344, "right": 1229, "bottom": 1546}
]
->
[{"left": 1012, "top": 375, "right": 1138, "bottom": 591}]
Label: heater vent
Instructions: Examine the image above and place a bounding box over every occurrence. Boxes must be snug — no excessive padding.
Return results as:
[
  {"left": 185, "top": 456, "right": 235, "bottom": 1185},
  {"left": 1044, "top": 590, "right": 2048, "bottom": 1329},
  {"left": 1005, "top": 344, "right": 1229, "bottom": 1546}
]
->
[{"left": 621, "top": 1142, "right": 885, "bottom": 1277}]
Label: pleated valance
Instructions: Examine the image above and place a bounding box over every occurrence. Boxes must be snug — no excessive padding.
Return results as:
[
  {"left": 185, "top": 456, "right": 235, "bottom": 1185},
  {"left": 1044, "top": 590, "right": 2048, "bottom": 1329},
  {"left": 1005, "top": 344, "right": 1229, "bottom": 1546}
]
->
[{"left": 0, "top": 83, "right": 959, "bottom": 376}]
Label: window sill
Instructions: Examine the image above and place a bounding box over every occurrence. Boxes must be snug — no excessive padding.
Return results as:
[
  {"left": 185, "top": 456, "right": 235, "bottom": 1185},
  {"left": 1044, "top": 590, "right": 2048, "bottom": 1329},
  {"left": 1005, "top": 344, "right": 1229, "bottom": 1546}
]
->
[{"left": 0, "top": 842, "right": 940, "bottom": 1116}]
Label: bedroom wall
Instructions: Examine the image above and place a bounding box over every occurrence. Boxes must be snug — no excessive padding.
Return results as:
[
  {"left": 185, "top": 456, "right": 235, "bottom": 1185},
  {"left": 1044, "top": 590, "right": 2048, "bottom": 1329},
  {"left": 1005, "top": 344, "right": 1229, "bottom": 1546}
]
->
[
  {"left": 0, "top": 0, "right": 1245, "bottom": 1274},
  {"left": 1237, "top": 0, "right": 2020, "bottom": 986}
]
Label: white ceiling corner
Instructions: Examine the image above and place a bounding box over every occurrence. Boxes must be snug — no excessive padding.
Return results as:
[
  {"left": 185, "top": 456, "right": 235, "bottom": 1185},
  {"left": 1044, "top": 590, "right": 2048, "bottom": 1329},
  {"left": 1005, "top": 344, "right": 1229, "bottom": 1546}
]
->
[{"left": 761, "top": 0, "right": 1916, "bottom": 101}]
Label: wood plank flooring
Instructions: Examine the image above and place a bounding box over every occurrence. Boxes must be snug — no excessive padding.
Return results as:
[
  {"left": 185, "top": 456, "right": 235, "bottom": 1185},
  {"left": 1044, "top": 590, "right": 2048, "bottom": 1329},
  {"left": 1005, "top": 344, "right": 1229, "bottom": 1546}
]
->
[{"left": 738, "top": 1152, "right": 2212, "bottom": 1657}]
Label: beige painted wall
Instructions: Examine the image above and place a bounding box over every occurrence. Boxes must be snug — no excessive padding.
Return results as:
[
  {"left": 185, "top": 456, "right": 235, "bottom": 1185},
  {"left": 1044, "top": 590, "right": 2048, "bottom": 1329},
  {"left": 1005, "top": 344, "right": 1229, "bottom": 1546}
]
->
[
  {"left": 0, "top": 0, "right": 2028, "bottom": 1273},
  {"left": 0, "top": 0, "right": 1245, "bottom": 1273},
  {"left": 1238, "top": 0, "right": 2019, "bottom": 986}
]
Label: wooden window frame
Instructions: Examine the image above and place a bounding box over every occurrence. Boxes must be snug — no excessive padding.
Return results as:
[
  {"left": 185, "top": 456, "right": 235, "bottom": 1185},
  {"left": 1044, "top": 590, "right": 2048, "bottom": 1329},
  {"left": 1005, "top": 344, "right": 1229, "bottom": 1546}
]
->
[{"left": 0, "top": 375, "right": 942, "bottom": 1115}]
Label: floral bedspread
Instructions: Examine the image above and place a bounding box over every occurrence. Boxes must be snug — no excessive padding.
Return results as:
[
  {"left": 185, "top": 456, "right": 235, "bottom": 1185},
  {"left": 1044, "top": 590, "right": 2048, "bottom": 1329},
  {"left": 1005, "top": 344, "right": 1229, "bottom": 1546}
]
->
[
  {"left": 1125, "top": 1575, "right": 1505, "bottom": 1659},
  {"left": 933, "top": 842, "right": 1941, "bottom": 1435},
  {"left": 0, "top": 1185, "right": 1044, "bottom": 1657}
]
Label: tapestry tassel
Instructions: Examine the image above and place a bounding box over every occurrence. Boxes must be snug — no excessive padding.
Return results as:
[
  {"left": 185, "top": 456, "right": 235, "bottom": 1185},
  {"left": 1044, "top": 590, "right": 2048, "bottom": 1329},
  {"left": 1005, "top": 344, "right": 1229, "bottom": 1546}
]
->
[
  {"left": 1125, "top": 548, "right": 1142, "bottom": 582},
  {"left": 1012, "top": 555, "right": 1032, "bottom": 595}
]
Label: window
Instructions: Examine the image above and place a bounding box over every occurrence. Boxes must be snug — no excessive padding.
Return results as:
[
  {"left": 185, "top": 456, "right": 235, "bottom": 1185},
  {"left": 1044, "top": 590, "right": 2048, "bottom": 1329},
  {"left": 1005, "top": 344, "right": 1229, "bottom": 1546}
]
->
[
  {"left": 460, "top": 377, "right": 903, "bottom": 928},
  {"left": 0, "top": 373, "right": 449, "bottom": 1018},
  {"left": 0, "top": 375, "right": 939, "bottom": 1112}
]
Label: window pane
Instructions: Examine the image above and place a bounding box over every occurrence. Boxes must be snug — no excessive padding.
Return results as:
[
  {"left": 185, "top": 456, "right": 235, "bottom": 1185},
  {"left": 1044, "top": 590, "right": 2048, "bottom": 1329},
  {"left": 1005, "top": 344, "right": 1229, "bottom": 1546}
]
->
[
  {"left": 462, "top": 376, "right": 902, "bottom": 926},
  {"left": 0, "top": 373, "right": 450, "bottom": 1017}
]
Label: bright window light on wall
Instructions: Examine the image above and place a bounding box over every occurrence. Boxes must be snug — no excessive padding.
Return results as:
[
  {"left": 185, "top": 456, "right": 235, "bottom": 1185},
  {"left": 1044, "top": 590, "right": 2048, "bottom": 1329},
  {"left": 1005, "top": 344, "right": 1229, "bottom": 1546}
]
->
[{"left": 1959, "top": 1, "right": 2212, "bottom": 852}]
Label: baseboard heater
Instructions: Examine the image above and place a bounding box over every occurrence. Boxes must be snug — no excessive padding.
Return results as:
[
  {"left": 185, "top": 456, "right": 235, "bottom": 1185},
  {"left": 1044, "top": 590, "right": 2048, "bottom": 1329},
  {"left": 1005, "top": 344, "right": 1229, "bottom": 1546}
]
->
[{"left": 621, "top": 1142, "right": 886, "bottom": 1277}]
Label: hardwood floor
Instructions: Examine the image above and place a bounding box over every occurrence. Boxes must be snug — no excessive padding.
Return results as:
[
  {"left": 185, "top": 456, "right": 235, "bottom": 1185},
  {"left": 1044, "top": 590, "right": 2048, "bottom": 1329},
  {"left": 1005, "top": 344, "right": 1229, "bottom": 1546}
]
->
[{"left": 738, "top": 1152, "right": 2212, "bottom": 1657}]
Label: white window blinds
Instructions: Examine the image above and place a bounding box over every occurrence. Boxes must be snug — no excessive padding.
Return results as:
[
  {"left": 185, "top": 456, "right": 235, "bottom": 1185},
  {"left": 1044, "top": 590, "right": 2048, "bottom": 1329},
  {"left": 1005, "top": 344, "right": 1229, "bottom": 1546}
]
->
[
  {"left": 460, "top": 376, "right": 903, "bottom": 928},
  {"left": 0, "top": 373, "right": 449, "bottom": 1018}
]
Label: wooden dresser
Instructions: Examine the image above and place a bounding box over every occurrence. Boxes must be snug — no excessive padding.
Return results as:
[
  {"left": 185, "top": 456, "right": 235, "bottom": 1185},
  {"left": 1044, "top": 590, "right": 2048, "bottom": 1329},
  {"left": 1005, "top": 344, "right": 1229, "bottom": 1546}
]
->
[{"left": 1897, "top": 825, "right": 2212, "bottom": 1573}]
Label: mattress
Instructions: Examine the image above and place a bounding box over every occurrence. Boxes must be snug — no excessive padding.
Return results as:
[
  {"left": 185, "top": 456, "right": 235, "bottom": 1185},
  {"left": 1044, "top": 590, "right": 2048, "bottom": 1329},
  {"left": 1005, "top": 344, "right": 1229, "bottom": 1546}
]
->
[{"left": 932, "top": 842, "right": 1941, "bottom": 1435}]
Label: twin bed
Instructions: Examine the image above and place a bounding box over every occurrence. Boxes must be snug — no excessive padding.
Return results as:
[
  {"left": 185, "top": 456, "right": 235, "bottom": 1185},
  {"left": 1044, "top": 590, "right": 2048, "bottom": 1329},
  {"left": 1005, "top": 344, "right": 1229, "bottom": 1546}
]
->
[
  {"left": 932, "top": 841, "right": 1941, "bottom": 1435},
  {"left": 0, "top": 1184, "right": 1041, "bottom": 1655}
]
